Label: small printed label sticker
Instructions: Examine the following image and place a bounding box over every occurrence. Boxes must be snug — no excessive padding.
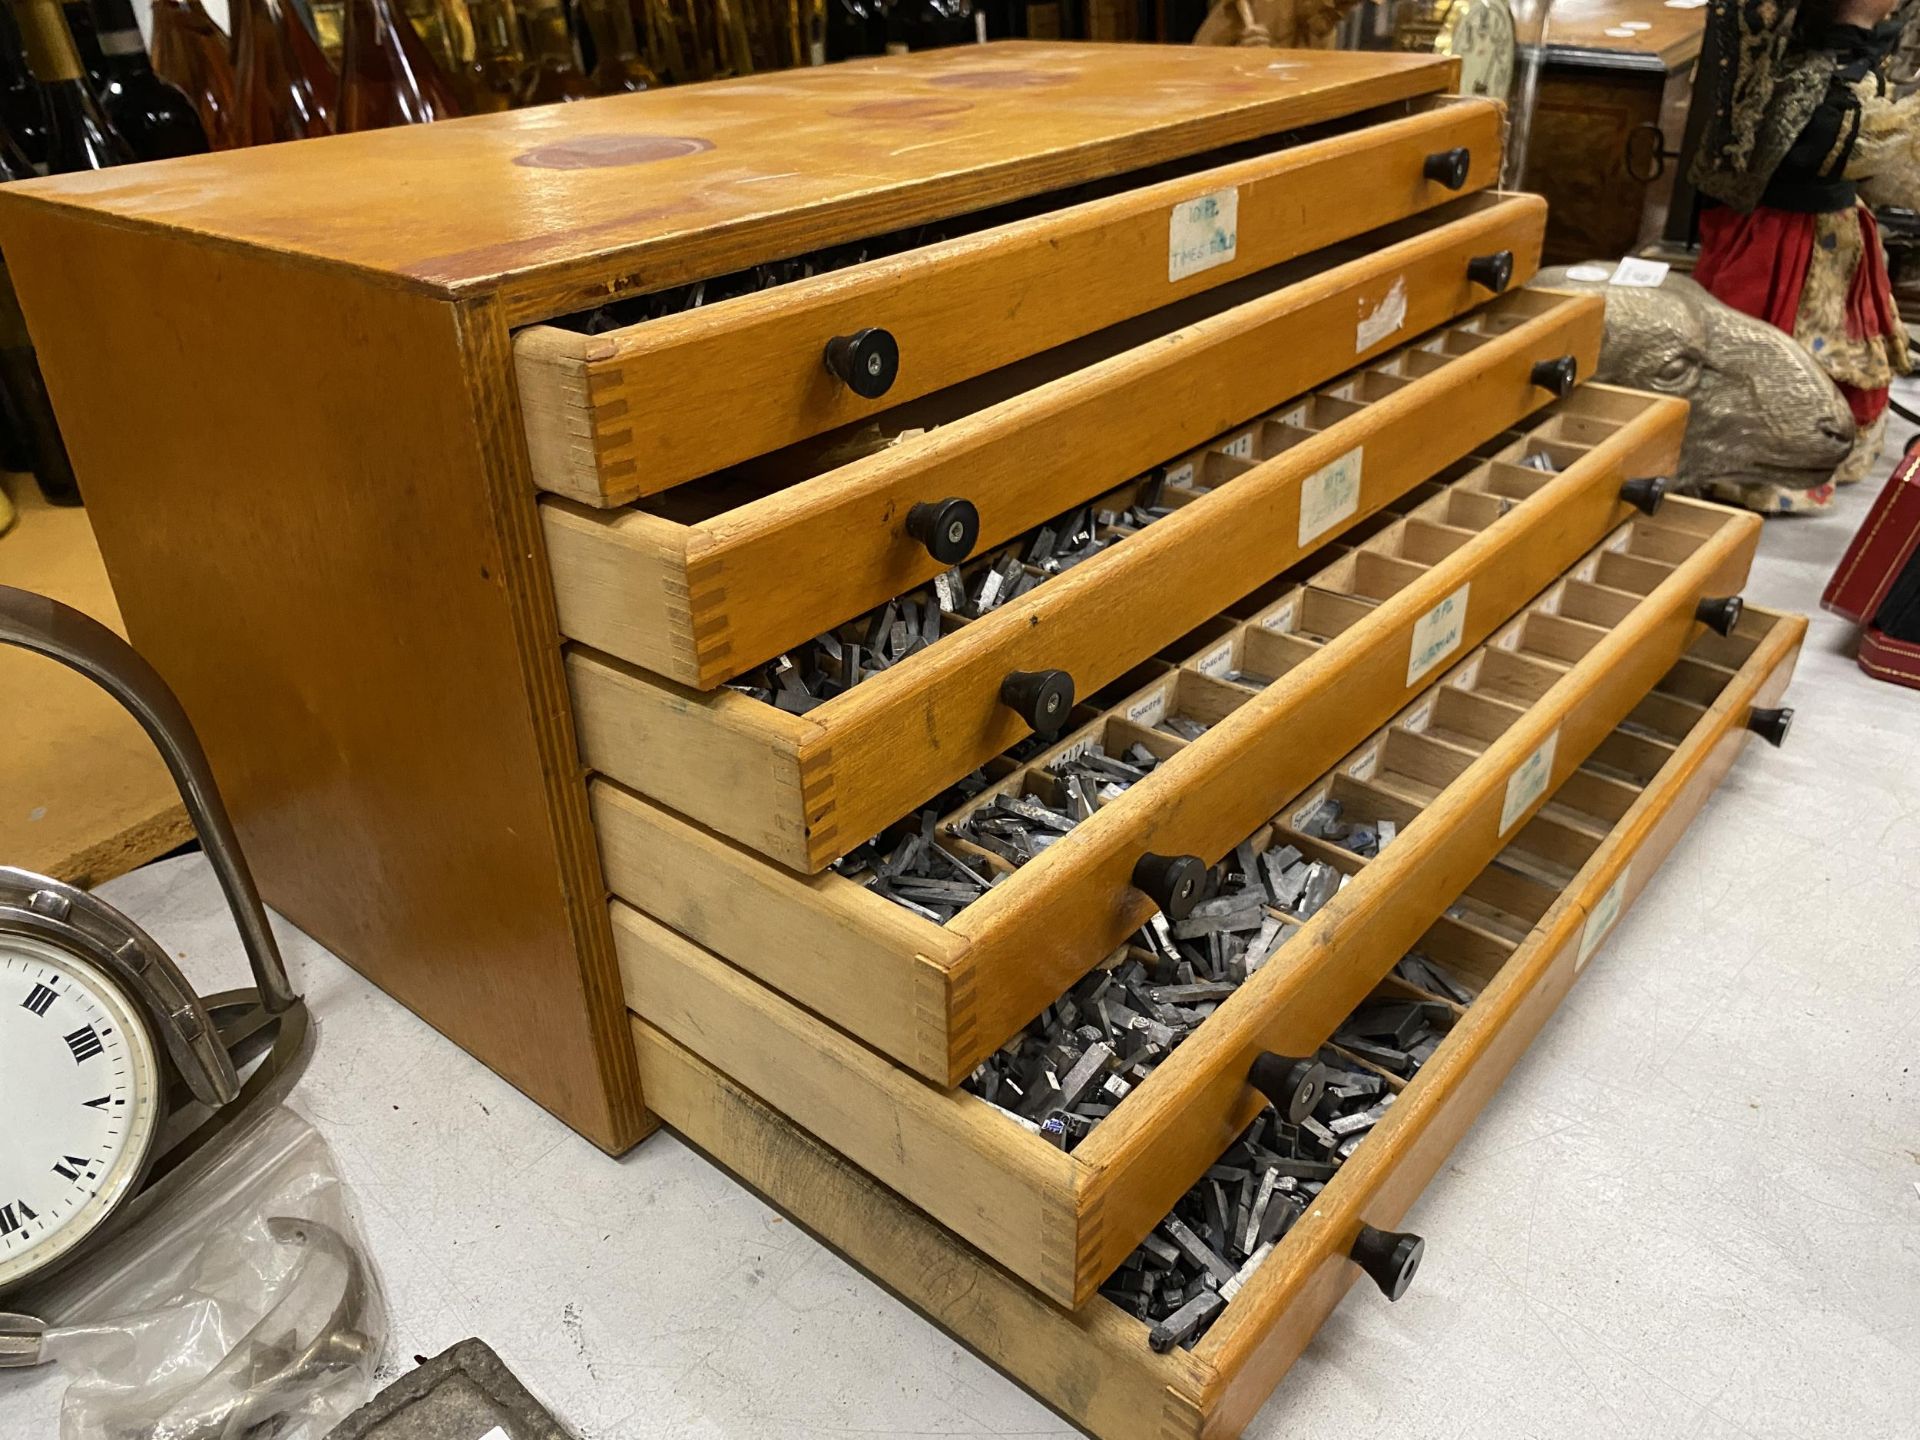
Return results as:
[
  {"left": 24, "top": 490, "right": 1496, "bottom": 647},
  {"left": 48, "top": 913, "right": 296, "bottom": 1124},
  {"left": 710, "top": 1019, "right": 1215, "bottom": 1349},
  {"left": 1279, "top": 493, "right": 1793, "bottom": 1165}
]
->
[
  {"left": 1454, "top": 652, "right": 1485, "bottom": 688},
  {"left": 1260, "top": 599, "right": 1298, "bottom": 634},
  {"left": 1166, "top": 460, "right": 1196, "bottom": 489},
  {"left": 1169, "top": 188, "right": 1239, "bottom": 283},
  {"left": 1407, "top": 582, "right": 1471, "bottom": 686},
  {"left": 1222, "top": 432, "right": 1256, "bottom": 461},
  {"left": 1057, "top": 735, "right": 1096, "bottom": 764},
  {"left": 1574, "top": 556, "right": 1599, "bottom": 582},
  {"left": 1356, "top": 276, "right": 1409, "bottom": 352},
  {"left": 1500, "top": 728, "right": 1560, "bottom": 835},
  {"left": 1197, "top": 640, "right": 1235, "bottom": 678},
  {"left": 1274, "top": 403, "right": 1309, "bottom": 429},
  {"left": 1578, "top": 866, "right": 1631, "bottom": 970},
  {"left": 1291, "top": 790, "right": 1331, "bottom": 832},
  {"left": 1127, "top": 691, "right": 1169, "bottom": 726},
  {"left": 1610, "top": 257, "right": 1670, "bottom": 288},
  {"left": 1299, "top": 447, "right": 1364, "bottom": 547},
  {"left": 1404, "top": 696, "right": 1435, "bottom": 733},
  {"left": 1539, "top": 586, "right": 1562, "bottom": 615},
  {"left": 1347, "top": 740, "right": 1381, "bottom": 782},
  {"left": 1497, "top": 629, "right": 1521, "bottom": 650}
]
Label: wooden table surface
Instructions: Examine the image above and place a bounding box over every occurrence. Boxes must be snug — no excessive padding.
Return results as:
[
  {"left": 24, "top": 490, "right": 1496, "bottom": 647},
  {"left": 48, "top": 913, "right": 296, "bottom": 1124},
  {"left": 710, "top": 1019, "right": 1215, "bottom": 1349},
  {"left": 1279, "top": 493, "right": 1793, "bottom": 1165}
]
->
[
  {"left": 0, "top": 482, "right": 188, "bottom": 885},
  {"left": 1544, "top": 0, "right": 1706, "bottom": 71}
]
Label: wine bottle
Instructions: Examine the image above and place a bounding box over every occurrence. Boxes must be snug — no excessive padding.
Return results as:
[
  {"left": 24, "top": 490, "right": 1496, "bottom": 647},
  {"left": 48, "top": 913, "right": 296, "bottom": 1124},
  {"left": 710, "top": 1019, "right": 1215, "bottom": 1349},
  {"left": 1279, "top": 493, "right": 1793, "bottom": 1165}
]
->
[
  {"left": 824, "top": 0, "right": 883, "bottom": 58},
  {"left": 148, "top": 0, "right": 238, "bottom": 147},
  {"left": 453, "top": 0, "right": 520, "bottom": 111},
  {"left": 885, "top": 0, "right": 975, "bottom": 51},
  {"left": 337, "top": 0, "right": 461, "bottom": 129},
  {"left": 0, "top": 4, "right": 49, "bottom": 167},
  {"left": 65, "top": 0, "right": 208, "bottom": 159},
  {"left": 279, "top": 0, "right": 337, "bottom": 124},
  {"left": 578, "top": 0, "right": 651, "bottom": 92},
  {"left": 516, "top": 0, "right": 591, "bottom": 103},
  {"left": 234, "top": 0, "right": 329, "bottom": 142},
  {"left": 12, "top": 0, "right": 131, "bottom": 168},
  {"left": 402, "top": 0, "right": 473, "bottom": 77}
]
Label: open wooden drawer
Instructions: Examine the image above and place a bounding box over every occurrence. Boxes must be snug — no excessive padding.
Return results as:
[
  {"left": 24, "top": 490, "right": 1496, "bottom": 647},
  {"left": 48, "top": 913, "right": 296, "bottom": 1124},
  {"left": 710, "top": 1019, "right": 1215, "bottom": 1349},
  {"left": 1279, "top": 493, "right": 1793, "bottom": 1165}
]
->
[
  {"left": 513, "top": 98, "right": 1505, "bottom": 506},
  {"left": 540, "top": 192, "right": 1551, "bottom": 693},
  {"left": 590, "top": 384, "right": 1690, "bottom": 1087},
  {"left": 568, "top": 290, "right": 1613, "bottom": 874},
  {"left": 612, "top": 502, "right": 1763, "bottom": 1308},
  {"left": 626, "top": 604, "right": 1804, "bottom": 1438}
]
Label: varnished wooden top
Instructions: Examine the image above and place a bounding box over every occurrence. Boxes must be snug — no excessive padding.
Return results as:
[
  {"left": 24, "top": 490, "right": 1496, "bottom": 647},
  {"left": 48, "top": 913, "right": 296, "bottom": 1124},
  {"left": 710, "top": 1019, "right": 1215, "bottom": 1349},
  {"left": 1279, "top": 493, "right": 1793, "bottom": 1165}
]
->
[
  {"left": 0, "top": 43, "right": 1452, "bottom": 318},
  {"left": 1543, "top": 0, "right": 1705, "bottom": 72}
]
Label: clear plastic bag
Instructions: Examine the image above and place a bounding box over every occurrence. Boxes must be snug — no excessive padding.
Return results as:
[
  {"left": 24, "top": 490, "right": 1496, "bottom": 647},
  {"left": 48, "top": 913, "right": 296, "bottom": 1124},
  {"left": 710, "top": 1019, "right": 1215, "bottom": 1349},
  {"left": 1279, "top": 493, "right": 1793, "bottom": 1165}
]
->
[{"left": 32, "top": 1105, "right": 385, "bottom": 1440}]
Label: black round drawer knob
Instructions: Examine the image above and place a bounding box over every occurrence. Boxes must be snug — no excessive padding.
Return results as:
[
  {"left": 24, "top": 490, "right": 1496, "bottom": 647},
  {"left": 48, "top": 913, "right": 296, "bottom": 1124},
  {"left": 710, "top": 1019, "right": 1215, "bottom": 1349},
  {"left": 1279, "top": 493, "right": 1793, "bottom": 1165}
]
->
[
  {"left": 1695, "top": 594, "right": 1744, "bottom": 637},
  {"left": 1131, "top": 852, "right": 1206, "bottom": 920},
  {"left": 1423, "top": 147, "right": 1471, "bottom": 190},
  {"left": 1248, "top": 1051, "right": 1329, "bottom": 1124},
  {"left": 1747, "top": 705, "right": 1793, "bottom": 748},
  {"left": 905, "top": 497, "right": 979, "bottom": 563},
  {"left": 999, "top": 668, "right": 1073, "bottom": 732},
  {"left": 1619, "top": 475, "right": 1669, "bottom": 516},
  {"left": 823, "top": 327, "right": 900, "bottom": 399},
  {"left": 1351, "top": 1223, "right": 1424, "bottom": 1302},
  {"left": 1466, "top": 249, "right": 1514, "bottom": 294},
  {"left": 1529, "top": 355, "right": 1578, "bottom": 397}
]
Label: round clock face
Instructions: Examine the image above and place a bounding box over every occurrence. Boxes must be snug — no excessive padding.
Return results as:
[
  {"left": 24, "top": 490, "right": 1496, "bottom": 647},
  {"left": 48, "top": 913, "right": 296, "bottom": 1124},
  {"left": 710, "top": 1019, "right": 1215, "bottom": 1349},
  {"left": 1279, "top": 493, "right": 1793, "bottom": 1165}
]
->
[
  {"left": 0, "top": 933, "right": 161, "bottom": 1289},
  {"left": 1442, "top": 0, "right": 1517, "bottom": 100}
]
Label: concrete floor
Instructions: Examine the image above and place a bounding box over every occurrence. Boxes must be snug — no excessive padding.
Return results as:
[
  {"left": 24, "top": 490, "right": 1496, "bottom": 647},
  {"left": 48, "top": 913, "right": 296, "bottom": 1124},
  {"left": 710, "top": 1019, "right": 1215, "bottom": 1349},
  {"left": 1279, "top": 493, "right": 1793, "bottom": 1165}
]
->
[{"left": 6, "top": 439, "right": 1918, "bottom": 1439}]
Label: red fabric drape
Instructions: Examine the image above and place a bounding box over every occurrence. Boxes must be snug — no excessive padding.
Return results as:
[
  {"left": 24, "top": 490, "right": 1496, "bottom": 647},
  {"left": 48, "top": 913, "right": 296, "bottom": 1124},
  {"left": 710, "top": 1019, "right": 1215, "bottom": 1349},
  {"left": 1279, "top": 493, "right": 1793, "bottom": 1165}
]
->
[{"left": 1695, "top": 203, "right": 1896, "bottom": 427}]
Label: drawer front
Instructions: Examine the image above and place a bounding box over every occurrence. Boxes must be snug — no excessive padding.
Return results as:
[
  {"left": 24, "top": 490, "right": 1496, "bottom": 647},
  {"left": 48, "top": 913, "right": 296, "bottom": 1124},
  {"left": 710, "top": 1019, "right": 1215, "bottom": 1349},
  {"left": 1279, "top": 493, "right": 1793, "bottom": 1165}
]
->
[
  {"left": 513, "top": 100, "right": 1505, "bottom": 507},
  {"left": 570, "top": 289, "right": 1608, "bottom": 874},
  {"left": 615, "top": 504, "right": 1763, "bottom": 1308},
  {"left": 542, "top": 192, "right": 1549, "bottom": 691},
  {"left": 629, "top": 606, "right": 1806, "bottom": 1440},
  {"left": 591, "top": 383, "right": 1687, "bottom": 1086}
]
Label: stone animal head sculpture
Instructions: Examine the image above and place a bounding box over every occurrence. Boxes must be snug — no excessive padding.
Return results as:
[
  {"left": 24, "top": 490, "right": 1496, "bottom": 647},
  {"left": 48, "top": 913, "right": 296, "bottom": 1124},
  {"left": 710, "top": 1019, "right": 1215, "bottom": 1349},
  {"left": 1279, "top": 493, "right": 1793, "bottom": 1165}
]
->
[{"left": 1531, "top": 265, "right": 1856, "bottom": 511}]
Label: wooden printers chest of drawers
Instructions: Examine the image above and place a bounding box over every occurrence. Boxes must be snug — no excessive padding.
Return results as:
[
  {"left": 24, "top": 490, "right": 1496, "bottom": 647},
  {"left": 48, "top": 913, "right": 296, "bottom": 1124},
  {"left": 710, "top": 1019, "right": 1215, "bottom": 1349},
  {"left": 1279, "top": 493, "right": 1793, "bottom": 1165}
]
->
[{"left": 0, "top": 44, "right": 1804, "bottom": 1437}]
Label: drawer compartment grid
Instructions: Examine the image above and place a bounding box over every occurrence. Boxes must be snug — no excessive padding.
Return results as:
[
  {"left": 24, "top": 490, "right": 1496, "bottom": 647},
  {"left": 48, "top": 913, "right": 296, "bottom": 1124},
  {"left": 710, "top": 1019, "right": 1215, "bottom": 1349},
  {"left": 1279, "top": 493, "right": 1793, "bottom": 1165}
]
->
[{"left": 612, "top": 498, "right": 1763, "bottom": 1307}]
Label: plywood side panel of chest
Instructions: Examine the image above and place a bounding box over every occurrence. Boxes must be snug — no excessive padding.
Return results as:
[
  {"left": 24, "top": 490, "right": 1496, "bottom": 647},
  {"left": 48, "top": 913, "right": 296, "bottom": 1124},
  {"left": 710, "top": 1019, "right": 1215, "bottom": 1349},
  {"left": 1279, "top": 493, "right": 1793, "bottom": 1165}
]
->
[{"left": 0, "top": 207, "right": 648, "bottom": 1151}]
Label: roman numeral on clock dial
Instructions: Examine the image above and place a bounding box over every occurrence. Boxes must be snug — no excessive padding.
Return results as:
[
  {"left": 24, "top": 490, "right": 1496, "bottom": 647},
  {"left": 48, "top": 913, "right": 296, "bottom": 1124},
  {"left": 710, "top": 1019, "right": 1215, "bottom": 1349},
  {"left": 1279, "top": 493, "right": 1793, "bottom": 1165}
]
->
[
  {"left": 22, "top": 982, "right": 56, "bottom": 1016},
  {"left": 0, "top": 1201, "right": 38, "bottom": 1235},
  {"left": 51, "top": 1156, "right": 94, "bottom": 1182},
  {"left": 64, "top": 1024, "right": 104, "bottom": 1063}
]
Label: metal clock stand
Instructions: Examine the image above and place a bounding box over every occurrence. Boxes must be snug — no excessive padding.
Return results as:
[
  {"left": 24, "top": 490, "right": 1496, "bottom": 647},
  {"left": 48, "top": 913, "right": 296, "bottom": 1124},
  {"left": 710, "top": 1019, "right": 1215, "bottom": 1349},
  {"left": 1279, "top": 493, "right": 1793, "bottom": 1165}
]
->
[{"left": 0, "top": 584, "right": 310, "bottom": 1350}]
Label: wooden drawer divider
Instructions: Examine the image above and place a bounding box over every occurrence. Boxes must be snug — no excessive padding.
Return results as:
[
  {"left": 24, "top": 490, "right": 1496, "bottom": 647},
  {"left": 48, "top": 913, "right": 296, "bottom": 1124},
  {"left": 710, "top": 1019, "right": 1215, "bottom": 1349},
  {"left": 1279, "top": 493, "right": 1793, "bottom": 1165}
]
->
[
  {"left": 630, "top": 604, "right": 1804, "bottom": 1439},
  {"left": 592, "top": 384, "right": 1688, "bottom": 1088},
  {"left": 613, "top": 499, "right": 1762, "bottom": 1307}
]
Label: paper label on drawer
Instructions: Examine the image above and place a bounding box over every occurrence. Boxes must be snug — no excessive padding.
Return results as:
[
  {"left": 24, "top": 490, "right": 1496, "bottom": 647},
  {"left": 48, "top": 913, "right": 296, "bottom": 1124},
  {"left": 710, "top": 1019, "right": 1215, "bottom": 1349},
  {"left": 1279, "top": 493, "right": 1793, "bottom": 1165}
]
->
[
  {"left": 1500, "top": 727, "right": 1560, "bottom": 835},
  {"left": 1274, "top": 403, "right": 1309, "bottom": 429},
  {"left": 1169, "top": 188, "right": 1239, "bottom": 283},
  {"left": 1403, "top": 696, "right": 1436, "bottom": 733},
  {"left": 1127, "top": 691, "right": 1169, "bottom": 726},
  {"left": 1407, "top": 583, "right": 1471, "bottom": 686},
  {"left": 1356, "top": 277, "right": 1409, "bottom": 352},
  {"left": 1497, "top": 628, "right": 1521, "bottom": 650},
  {"left": 1299, "top": 447, "right": 1364, "bottom": 547},
  {"left": 1453, "top": 651, "right": 1484, "bottom": 688},
  {"left": 1260, "top": 599, "right": 1298, "bottom": 634},
  {"left": 1347, "top": 739, "right": 1382, "bottom": 782},
  {"left": 1165, "top": 459, "right": 1196, "bottom": 489},
  {"left": 1197, "top": 639, "right": 1235, "bottom": 678},
  {"left": 1578, "top": 865, "right": 1631, "bottom": 971},
  {"left": 1222, "top": 432, "right": 1256, "bottom": 461},
  {"left": 1574, "top": 556, "right": 1599, "bottom": 583},
  {"left": 1538, "top": 586, "right": 1563, "bottom": 615},
  {"left": 1291, "top": 789, "right": 1332, "bottom": 832}
]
